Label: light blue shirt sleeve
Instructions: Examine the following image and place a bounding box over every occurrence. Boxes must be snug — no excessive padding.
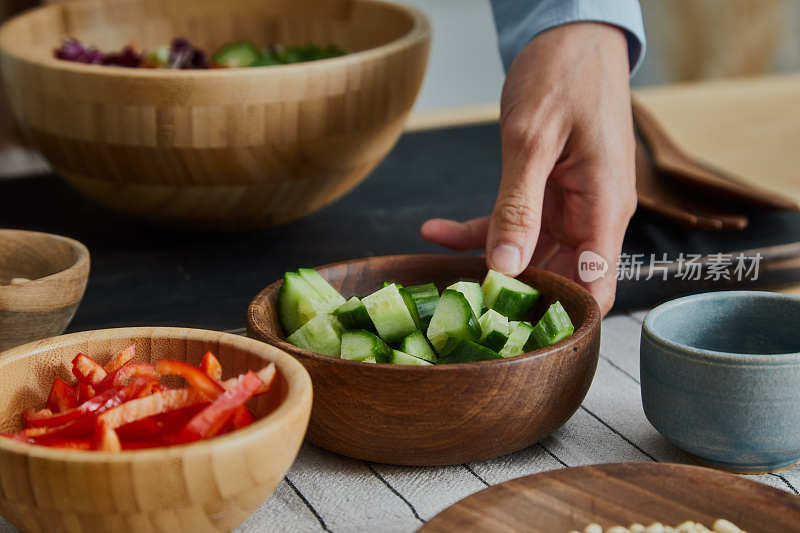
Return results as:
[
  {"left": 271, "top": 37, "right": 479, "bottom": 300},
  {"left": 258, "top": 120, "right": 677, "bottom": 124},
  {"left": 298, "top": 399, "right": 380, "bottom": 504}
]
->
[{"left": 489, "top": 0, "right": 646, "bottom": 74}]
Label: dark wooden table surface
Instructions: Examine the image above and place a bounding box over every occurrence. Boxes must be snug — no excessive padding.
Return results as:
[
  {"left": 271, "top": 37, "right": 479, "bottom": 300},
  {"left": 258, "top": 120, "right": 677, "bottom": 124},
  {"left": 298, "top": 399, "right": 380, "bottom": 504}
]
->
[{"left": 1, "top": 123, "right": 799, "bottom": 332}]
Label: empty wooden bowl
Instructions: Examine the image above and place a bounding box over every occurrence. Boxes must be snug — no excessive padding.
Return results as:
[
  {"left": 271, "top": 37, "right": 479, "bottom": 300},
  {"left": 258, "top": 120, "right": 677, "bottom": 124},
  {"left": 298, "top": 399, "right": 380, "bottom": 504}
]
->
[
  {"left": 247, "top": 254, "right": 601, "bottom": 466},
  {"left": 0, "top": 327, "right": 313, "bottom": 533},
  {"left": 0, "top": 229, "right": 89, "bottom": 352},
  {"left": 0, "top": 0, "right": 430, "bottom": 229}
]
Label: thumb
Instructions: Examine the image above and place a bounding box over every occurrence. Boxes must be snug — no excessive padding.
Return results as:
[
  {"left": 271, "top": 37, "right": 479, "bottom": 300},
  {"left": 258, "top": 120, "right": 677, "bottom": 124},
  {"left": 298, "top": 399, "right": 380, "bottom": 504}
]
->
[{"left": 487, "top": 126, "right": 561, "bottom": 276}]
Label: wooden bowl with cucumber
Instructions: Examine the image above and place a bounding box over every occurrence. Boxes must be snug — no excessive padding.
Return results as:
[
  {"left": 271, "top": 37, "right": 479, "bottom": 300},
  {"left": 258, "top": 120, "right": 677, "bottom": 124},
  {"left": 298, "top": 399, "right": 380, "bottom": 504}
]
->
[{"left": 247, "top": 254, "right": 601, "bottom": 466}]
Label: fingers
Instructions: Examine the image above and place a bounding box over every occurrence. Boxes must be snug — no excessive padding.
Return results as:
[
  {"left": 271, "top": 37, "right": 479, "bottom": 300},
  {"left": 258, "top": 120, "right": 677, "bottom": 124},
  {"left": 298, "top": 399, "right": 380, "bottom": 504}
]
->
[
  {"left": 486, "top": 119, "right": 563, "bottom": 276},
  {"left": 420, "top": 217, "right": 489, "bottom": 251}
]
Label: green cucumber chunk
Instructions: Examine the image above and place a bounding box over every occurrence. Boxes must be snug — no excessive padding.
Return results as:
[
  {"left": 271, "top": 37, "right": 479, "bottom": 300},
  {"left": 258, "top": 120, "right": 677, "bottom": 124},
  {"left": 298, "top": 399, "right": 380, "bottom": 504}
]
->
[
  {"left": 447, "top": 281, "right": 484, "bottom": 318},
  {"left": 333, "top": 296, "right": 374, "bottom": 331},
  {"left": 362, "top": 284, "right": 419, "bottom": 343},
  {"left": 400, "top": 330, "right": 437, "bottom": 363},
  {"left": 340, "top": 329, "right": 391, "bottom": 362},
  {"left": 399, "top": 287, "right": 422, "bottom": 329},
  {"left": 286, "top": 314, "right": 344, "bottom": 357},
  {"left": 426, "top": 289, "right": 481, "bottom": 352},
  {"left": 297, "top": 268, "right": 346, "bottom": 309},
  {"left": 481, "top": 269, "right": 540, "bottom": 320},
  {"left": 382, "top": 281, "right": 403, "bottom": 288},
  {"left": 525, "top": 301, "right": 575, "bottom": 351},
  {"left": 390, "top": 349, "right": 433, "bottom": 366},
  {"left": 499, "top": 321, "right": 535, "bottom": 358},
  {"left": 212, "top": 41, "right": 260, "bottom": 67},
  {"left": 404, "top": 283, "right": 439, "bottom": 329},
  {"left": 278, "top": 272, "right": 329, "bottom": 335},
  {"left": 438, "top": 338, "right": 502, "bottom": 364},
  {"left": 478, "top": 309, "right": 510, "bottom": 352}
]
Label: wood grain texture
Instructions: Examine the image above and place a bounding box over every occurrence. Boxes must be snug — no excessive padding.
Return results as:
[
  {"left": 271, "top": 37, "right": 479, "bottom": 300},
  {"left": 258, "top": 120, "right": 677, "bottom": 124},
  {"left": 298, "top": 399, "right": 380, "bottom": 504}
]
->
[
  {"left": 0, "top": 327, "right": 313, "bottom": 533},
  {"left": 0, "top": 229, "right": 89, "bottom": 352},
  {"left": 247, "top": 254, "right": 601, "bottom": 466},
  {"left": 420, "top": 463, "right": 800, "bottom": 533},
  {"left": 633, "top": 75, "right": 800, "bottom": 209},
  {"left": 0, "top": 0, "right": 430, "bottom": 229}
]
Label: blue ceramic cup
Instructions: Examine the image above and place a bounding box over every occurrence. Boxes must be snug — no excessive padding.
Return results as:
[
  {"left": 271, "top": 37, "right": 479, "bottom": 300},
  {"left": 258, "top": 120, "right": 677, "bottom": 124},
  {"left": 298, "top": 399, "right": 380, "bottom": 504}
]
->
[{"left": 641, "top": 291, "right": 800, "bottom": 473}]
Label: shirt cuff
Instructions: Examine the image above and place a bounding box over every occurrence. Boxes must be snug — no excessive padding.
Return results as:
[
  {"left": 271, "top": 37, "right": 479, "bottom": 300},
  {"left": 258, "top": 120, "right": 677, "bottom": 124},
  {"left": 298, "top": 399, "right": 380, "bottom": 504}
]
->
[{"left": 491, "top": 0, "right": 646, "bottom": 75}]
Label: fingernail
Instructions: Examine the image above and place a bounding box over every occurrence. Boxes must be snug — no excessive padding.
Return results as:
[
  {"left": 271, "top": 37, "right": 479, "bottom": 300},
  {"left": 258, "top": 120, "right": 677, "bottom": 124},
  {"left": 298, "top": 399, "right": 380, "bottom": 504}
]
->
[{"left": 490, "top": 244, "right": 521, "bottom": 274}]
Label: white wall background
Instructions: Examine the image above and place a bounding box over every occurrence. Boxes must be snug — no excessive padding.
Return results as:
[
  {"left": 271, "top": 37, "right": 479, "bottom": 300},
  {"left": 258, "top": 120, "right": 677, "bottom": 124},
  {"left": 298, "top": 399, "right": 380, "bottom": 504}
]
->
[{"left": 395, "top": 0, "right": 505, "bottom": 113}]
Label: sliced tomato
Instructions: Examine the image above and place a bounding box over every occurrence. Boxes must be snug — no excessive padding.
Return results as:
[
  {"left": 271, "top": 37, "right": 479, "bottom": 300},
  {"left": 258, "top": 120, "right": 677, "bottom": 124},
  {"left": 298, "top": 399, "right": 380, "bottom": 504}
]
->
[
  {"left": 176, "top": 371, "right": 263, "bottom": 444},
  {"left": 103, "top": 344, "right": 136, "bottom": 374},
  {"left": 200, "top": 351, "right": 223, "bottom": 381},
  {"left": 46, "top": 378, "right": 78, "bottom": 413},
  {"left": 155, "top": 360, "right": 224, "bottom": 400},
  {"left": 72, "top": 353, "right": 108, "bottom": 385}
]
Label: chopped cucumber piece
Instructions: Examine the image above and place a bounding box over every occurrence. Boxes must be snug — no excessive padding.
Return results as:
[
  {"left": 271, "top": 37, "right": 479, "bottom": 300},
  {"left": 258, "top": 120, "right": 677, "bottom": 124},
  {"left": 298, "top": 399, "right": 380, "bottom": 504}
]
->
[
  {"left": 525, "top": 301, "right": 575, "bottom": 351},
  {"left": 399, "top": 287, "right": 422, "bottom": 329},
  {"left": 478, "top": 309, "right": 510, "bottom": 352},
  {"left": 447, "top": 281, "right": 484, "bottom": 318},
  {"left": 404, "top": 283, "right": 439, "bottom": 329},
  {"left": 286, "top": 314, "right": 344, "bottom": 357},
  {"left": 426, "top": 289, "right": 481, "bottom": 352},
  {"left": 400, "top": 330, "right": 437, "bottom": 363},
  {"left": 334, "top": 296, "right": 374, "bottom": 331},
  {"left": 298, "top": 268, "right": 346, "bottom": 309},
  {"left": 382, "top": 281, "right": 403, "bottom": 288},
  {"left": 340, "top": 330, "right": 391, "bottom": 362},
  {"left": 212, "top": 41, "right": 260, "bottom": 67},
  {"left": 499, "top": 321, "right": 534, "bottom": 358},
  {"left": 438, "top": 338, "right": 502, "bottom": 364},
  {"left": 390, "top": 349, "right": 433, "bottom": 366},
  {"left": 362, "top": 284, "right": 419, "bottom": 343},
  {"left": 481, "top": 270, "right": 540, "bottom": 320},
  {"left": 278, "top": 272, "right": 329, "bottom": 334}
]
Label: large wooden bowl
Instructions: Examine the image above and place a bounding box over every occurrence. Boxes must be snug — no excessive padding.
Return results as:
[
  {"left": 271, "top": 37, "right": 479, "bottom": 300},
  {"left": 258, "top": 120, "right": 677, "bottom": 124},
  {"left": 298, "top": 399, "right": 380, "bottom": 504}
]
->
[
  {"left": 0, "top": 0, "right": 430, "bottom": 229},
  {"left": 0, "top": 229, "right": 89, "bottom": 352},
  {"left": 247, "top": 254, "right": 601, "bottom": 466},
  {"left": 0, "top": 327, "right": 313, "bottom": 533}
]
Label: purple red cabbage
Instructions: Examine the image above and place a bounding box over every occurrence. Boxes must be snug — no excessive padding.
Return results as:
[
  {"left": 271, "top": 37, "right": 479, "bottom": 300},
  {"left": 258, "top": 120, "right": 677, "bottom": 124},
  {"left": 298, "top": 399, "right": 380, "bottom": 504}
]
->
[{"left": 167, "top": 38, "right": 209, "bottom": 69}]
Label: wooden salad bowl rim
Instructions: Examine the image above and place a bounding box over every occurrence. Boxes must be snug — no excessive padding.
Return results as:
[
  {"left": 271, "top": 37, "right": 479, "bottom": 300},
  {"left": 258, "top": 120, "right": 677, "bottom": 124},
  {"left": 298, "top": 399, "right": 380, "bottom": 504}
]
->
[
  {"left": 247, "top": 253, "right": 602, "bottom": 371},
  {"left": 0, "top": 0, "right": 431, "bottom": 79},
  {"left": 0, "top": 327, "right": 313, "bottom": 461},
  {"left": 0, "top": 229, "right": 90, "bottom": 304}
]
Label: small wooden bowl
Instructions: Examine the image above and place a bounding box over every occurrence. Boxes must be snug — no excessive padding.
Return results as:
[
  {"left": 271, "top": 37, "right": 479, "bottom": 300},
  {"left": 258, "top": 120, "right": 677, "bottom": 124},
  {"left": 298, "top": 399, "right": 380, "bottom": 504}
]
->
[
  {"left": 0, "top": 0, "right": 430, "bottom": 229},
  {"left": 0, "top": 229, "right": 90, "bottom": 352},
  {"left": 247, "top": 254, "right": 601, "bottom": 466},
  {"left": 0, "top": 327, "right": 313, "bottom": 533}
]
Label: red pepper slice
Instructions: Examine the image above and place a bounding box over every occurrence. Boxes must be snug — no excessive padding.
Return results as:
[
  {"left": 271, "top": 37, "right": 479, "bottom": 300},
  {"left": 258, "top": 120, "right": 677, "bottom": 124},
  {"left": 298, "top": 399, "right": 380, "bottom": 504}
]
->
[
  {"left": 221, "top": 363, "right": 276, "bottom": 396},
  {"left": 93, "top": 421, "right": 121, "bottom": 452},
  {"left": 176, "top": 371, "right": 263, "bottom": 444},
  {"left": 78, "top": 382, "right": 95, "bottom": 404},
  {"left": 200, "top": 351, "right": 223, "bottom": 381},
  {"left": 95, "top": 362, "right": 158, "bottom": 393},
  {"left": 155, "top": 360, "right": 224, "bottom": 400},
  {"left": 24, "top": 378, "right": 150, "bottom": 429},
  {"left": 34, "top": 437, "right": 92, "bottom": 450},
  {"left": 230, "top": 406, "right": 255, "bottom": 429},
  {"left": 116, "top": 404, "right": 207, "bottom": 441},
  {"left": 103, "top": 344, "right": 136, "bottom": 374},
  {"left": 98, "top": 387, "right": 208, "bottom": 430},
  {"left": 72, "top": 353, "right": 108, "bottom": 385},
  {"left": 46, "top": 378, "right": 78, "bottom": 413}
]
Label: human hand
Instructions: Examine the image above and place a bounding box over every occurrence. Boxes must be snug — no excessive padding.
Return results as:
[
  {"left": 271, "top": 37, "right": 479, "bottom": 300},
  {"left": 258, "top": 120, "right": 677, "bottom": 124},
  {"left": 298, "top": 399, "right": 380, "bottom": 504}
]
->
[{"left": 421, "top": 22, "right": 637, "bottom": 315}]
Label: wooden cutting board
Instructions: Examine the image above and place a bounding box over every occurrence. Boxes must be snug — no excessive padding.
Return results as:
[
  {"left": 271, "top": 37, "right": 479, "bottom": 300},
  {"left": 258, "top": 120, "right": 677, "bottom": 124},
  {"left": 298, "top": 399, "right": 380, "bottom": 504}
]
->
[
  {"left": 634, "top": 74, "right": 800, "bottom": 207},
  {"left": 419, "top": 463, "right": 800, "bottom": 533}
]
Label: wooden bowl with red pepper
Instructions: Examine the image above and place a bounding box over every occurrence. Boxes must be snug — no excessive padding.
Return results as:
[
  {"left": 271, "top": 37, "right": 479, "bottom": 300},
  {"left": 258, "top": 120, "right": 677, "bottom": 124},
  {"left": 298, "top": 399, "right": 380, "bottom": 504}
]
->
[
  {"left": 248, "top": 254, "right": 602, "bottom": 466},
  {"left": 0, "top": 327, "right": 312, "bottom": 533}
]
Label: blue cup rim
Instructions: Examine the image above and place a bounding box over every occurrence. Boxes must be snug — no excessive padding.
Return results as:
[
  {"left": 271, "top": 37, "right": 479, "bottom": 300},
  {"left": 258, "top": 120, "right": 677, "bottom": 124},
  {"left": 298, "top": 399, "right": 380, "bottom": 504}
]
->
[{"left": 643, "top": 290, "right": 800, "bottom": 365}]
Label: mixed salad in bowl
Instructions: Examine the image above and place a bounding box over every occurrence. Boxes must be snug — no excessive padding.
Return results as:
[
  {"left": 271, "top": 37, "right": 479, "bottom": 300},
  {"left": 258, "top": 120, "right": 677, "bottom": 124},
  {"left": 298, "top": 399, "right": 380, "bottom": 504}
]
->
[{"left": 54, "top": 37, "right": 348, "bottom": 69}]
